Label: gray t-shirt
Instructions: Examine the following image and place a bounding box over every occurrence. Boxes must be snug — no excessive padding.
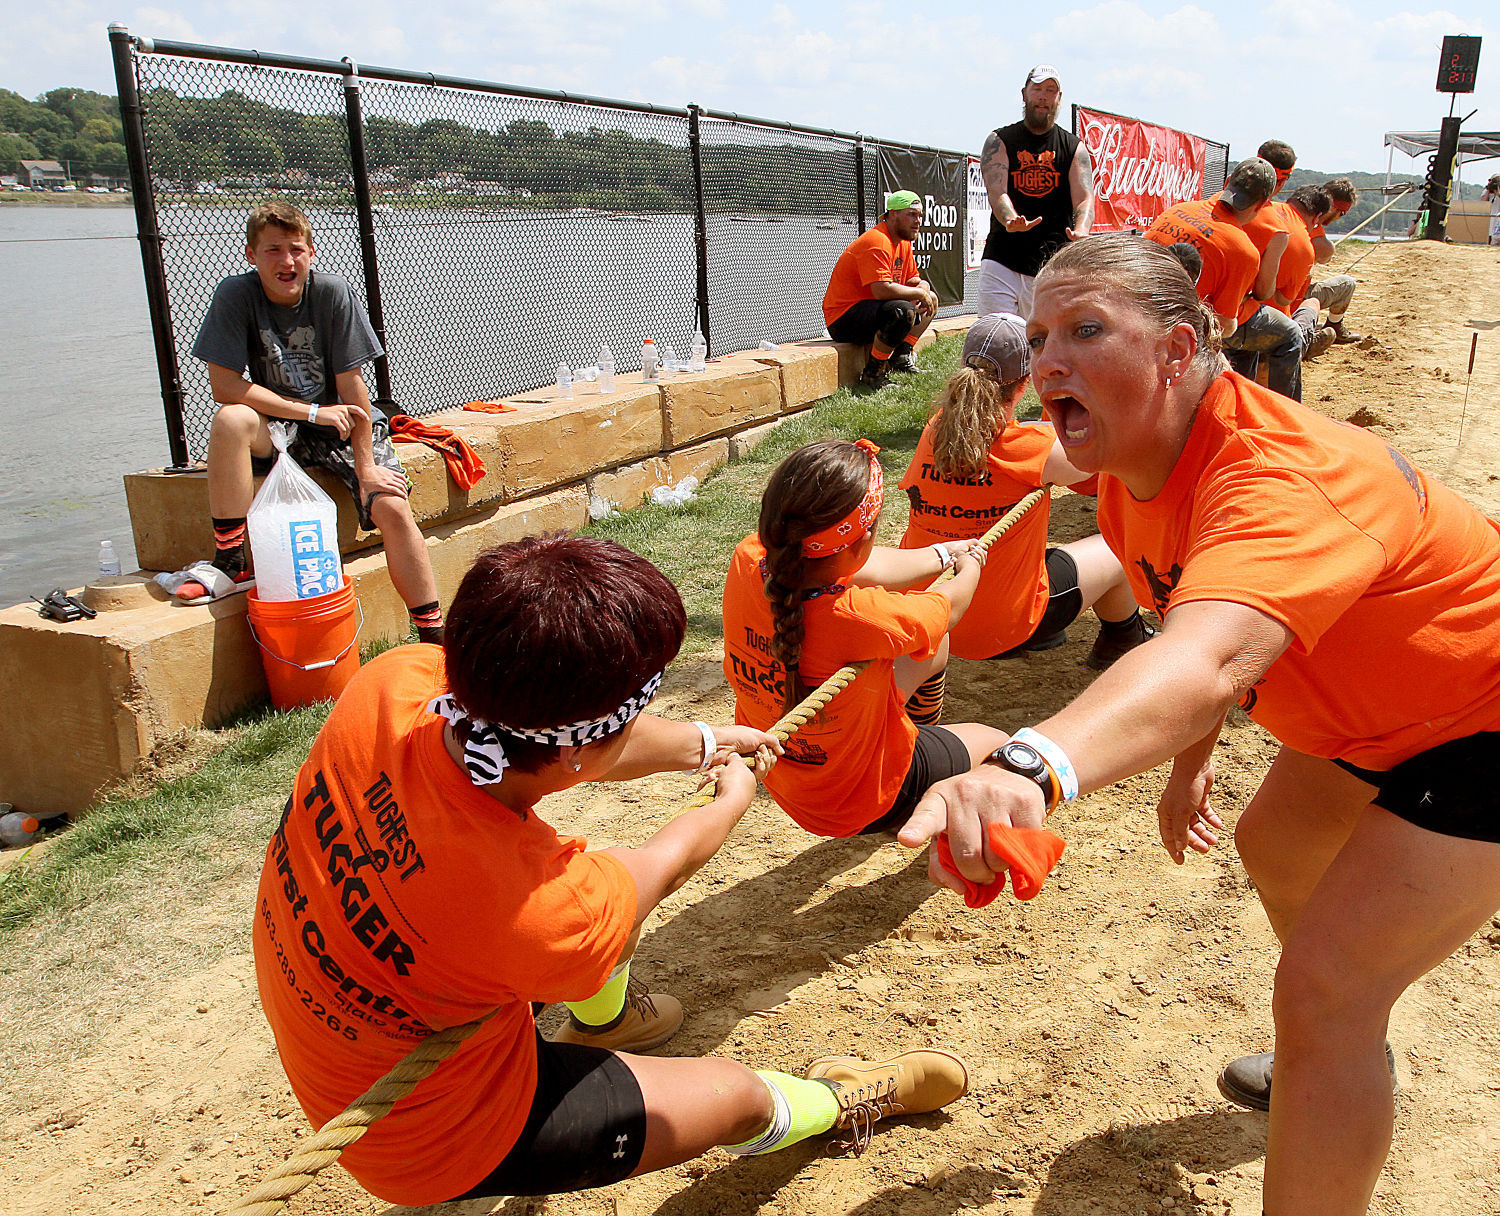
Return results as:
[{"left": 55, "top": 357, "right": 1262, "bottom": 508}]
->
[{"left": 192, "top": 269, "right": 382, "bottom": 405}]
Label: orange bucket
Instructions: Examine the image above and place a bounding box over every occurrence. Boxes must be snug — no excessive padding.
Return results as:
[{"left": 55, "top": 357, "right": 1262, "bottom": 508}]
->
[{"left": 246, "top": 584, "right": 363, "bottom": 710}]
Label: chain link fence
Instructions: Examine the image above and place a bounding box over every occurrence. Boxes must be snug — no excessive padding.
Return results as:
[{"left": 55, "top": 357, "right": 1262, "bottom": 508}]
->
[{"left": 112, "top": 31, "right": 1229, "bottom": 464}]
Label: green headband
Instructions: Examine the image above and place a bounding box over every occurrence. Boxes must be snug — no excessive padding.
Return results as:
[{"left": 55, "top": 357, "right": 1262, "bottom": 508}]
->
[{"left": 884, "top": 190, "right": 920, "bottom": 213}]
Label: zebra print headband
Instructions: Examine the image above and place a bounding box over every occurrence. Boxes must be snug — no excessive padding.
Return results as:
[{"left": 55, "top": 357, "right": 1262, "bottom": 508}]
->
[{"left": 427, "top": 671, "right": 663, "bottom": 785}]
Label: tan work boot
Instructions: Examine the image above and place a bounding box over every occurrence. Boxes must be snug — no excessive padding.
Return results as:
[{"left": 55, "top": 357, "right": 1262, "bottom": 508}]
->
[
  {"left": 551, "top": 976, "right": 684, "bottom": 1053},
  {"left": 807, "top": 1050, "right": 969, "bottom": 1153},
  {"left": 1305, "top": 325, "right": 1337, "bottom": 359}
]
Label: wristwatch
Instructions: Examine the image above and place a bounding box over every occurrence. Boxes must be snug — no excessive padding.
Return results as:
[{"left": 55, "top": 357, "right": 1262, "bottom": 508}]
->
[{"left": 984, "top": 741, "right": 1060, "bottom": 812}]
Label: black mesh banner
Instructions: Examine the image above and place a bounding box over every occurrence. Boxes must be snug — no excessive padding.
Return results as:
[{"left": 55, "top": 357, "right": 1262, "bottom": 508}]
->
[{"left": 875, "top": 144, "right": 967, "bottom": 305}]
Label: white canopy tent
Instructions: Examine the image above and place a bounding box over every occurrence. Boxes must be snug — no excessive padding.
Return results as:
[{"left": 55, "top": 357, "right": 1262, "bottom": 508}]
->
[{"left": 1380, "top": 130, "right": 1500, "bottom": 239}]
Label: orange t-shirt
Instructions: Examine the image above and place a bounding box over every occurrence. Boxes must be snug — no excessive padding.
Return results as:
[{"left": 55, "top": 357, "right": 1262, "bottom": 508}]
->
[
  {"left": 1267, "top": 203, "right": 1317, "bottom": 315},
  {"left": 822, "top": 221, "right": 919, "bottom": 328},
  {"left": 1144, "top": 199, "right": 1259, "bottom": 327},
  {"left": 897, "top": 418, "right": 1055, "bottom": 659},
  {"left": 722, "top": 536, "right": 951, "bottom": 835},
  {"left": 1098, "top": 372, "right": 1500, "bottom": 769},
  {"left": 252, "top": 646, "right": 636, "bottom": 1206}
]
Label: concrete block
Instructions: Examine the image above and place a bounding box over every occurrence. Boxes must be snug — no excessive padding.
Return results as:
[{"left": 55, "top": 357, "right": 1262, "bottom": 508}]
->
[
  {"left": 661, "top": 356, "right": 781, "bottom": 447},
  {"left": 484, "top": 384, "right": 663, "bottom": 498},
  {"left": 588, "top": 457, "right": 672, "bottom": 515},
  {"left": 0, "top": 582, "right": 267, "bottom": 816},
  {"left": 728, "top": 419, "right": 784, "bottom": 460},
  {"left": 930, "top": 315, "right": 976, "bottom": 338},
  {"left": 750, "top": 343, "right": 840, "bottom": 410},
  {"left": 830, "top": 341, "right": 869, "bottom": 386},
  {"left": 666, "top": 437, "right": 731, "bottom": 486}
]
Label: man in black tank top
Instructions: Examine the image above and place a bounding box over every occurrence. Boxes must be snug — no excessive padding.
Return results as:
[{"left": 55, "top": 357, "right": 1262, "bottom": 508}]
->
[{"left": 978, "top": 65, "right": 1095, "bottom": 317}]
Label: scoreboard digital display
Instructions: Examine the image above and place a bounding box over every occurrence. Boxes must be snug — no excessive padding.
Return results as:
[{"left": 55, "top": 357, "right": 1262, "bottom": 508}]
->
[{"left": 1438, "top": 35, "right": 1481, "bottom": 93}]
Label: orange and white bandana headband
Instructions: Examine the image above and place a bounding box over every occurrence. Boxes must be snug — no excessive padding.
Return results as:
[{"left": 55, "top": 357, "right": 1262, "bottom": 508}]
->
[{"left": 801, "top": 439, "right": 883, "bottom": 557}]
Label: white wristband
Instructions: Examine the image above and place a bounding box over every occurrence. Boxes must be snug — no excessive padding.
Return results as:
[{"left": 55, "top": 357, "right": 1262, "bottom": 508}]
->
[
  {"left": 1012, "top": 728, "right": 1079, "bottom": 803},
  {"left": 306, "top": 402, "right": 319, "bottom": 424},
  {"left": 692, "top": 721, "right": 716, "bottom": 772},
  {"left": 931, "top": 543, "right": 954, "bottom": 570}
]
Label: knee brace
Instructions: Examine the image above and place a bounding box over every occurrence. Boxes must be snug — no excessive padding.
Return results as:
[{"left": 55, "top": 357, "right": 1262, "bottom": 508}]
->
[{"left": 874, "top": 299, "right": 917, "bottom": 347}]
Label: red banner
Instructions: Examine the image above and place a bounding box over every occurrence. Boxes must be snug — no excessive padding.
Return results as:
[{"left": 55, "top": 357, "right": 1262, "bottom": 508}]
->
[{"left": 1075, "top": 107, "right": 1207, "bottom": 231}]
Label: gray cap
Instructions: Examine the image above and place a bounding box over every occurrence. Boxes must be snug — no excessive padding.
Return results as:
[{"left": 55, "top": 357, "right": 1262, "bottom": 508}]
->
[
  {"left": 963, "top": 312, "right": 1031, "bottom": 382},
  {"left": 1221, "top": 157, "right": 1278, "bottom": 211}
]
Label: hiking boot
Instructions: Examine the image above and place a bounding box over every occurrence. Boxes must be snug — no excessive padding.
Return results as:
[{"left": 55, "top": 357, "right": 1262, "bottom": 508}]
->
[
  {"left": 807, "top": 1050, "right": 969, "bottom": 1154},
  {"left": 887, "top": 345, "right": 920, "bottom": 374},
  {"left": 857, "top": 358, "right": 891, "bottom": 389},
  {"left": 1305, "top": 325, "right": 1336, "bottom": 359},
  {"left": 1330, "top": 320, "right": 1364, "bottom": 345},
  {"left": 1085, "top": 614, "right": 1158, "bottom": 671},
  {"left": 551, "top": 976, "right": 684, "bottom": 1053},
  {"left": 1217, "top": 1042, "right": 1398, "bottom": 1112}
]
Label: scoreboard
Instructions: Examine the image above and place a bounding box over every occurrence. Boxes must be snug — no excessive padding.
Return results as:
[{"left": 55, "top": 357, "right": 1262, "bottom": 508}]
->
[{"left": 1438, "top": 35, "right": 1481, "bottom": 93}]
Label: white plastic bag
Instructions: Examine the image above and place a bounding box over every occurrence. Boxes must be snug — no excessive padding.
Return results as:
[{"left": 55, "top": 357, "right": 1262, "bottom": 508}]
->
[{"left": 247, "top": 423, "right": 344, "bottom": 601}]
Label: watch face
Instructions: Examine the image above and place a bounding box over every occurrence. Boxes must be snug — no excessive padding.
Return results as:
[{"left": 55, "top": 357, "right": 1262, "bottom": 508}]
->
[{"left": 999, "top": 741, "right": 1046, "bottom": 780}]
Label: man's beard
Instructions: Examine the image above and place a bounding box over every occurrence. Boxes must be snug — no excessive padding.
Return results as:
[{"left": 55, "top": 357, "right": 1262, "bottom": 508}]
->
[{"left": 1022, "top": 101, "right": 1057, "bottom": 132}]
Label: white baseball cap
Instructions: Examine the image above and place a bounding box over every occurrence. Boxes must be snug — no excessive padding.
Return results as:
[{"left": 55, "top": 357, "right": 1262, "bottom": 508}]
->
[{"left": 1026, "top": 64, "right": 1062, "bottom": 87}]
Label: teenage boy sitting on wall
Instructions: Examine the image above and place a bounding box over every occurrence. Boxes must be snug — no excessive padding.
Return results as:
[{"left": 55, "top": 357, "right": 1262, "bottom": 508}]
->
[{"left": 178, "top": 200, "right": 443, "bottom": 643}]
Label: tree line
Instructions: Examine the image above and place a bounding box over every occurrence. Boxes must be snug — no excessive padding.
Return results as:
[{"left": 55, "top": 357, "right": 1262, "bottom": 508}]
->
[{"left": 1, "top": 87, "right": 126, "bottom": 178}]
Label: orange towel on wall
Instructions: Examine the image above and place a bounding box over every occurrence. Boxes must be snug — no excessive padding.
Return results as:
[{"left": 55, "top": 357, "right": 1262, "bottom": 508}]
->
[
  {"left": 388, "top": 414, "right": 487, "bottom": 491},
  {"left": 462, "top": 399, "right": 517, "bottom": 414},
  {"left": 934, "top": 821, "right": 1067, "bottom": 905}
]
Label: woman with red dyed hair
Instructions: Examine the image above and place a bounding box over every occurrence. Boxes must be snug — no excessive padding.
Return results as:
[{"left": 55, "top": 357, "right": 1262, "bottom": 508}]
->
[{"left": 252, "top": 534, "right": 968, "bottom": 1206}]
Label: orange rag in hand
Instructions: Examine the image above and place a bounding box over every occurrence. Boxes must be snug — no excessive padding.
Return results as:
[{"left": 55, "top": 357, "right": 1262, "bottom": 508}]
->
[
  {"left": 935, "top": 822, "right": 1067, "bottom": 905},
  {"left": 388, "top": 413, "right": 487, "bottom": 491}
]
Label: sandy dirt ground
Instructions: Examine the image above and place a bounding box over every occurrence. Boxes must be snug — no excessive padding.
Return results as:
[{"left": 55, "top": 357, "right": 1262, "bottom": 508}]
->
[{"left": 5, "top": 239, "right": 1500, "bottom": 1216}]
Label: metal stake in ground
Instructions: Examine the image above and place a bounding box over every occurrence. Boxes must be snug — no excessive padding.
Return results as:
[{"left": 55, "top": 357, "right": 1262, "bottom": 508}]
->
[{"left": 1459, "top": 331, "right": 1480, "bottom": 445}]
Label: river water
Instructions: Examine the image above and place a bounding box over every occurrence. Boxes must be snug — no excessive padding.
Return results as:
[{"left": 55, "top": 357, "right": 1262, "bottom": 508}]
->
[{"left": 0, "top": 205, "right": 162, "bottom": 608}]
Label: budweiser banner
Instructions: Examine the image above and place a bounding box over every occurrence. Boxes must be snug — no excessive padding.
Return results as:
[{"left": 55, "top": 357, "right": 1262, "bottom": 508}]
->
[
  {"left": 877, "top": 144, "right": 967, "bottom": 305},
  {"left": 1074, "top": 106, "right": 1207, "bottom": 231}
]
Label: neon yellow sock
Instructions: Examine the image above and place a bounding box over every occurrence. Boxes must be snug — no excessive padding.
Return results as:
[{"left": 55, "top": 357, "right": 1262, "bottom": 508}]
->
[
  {"left": 564, "top": 960, "right": 630, "bottom": 1027},
  {"left": 724, "top": 1071, "right": 841, "bottom": 1156}
]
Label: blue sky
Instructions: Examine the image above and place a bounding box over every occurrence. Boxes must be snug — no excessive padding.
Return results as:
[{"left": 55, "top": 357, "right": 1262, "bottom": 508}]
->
[{"left": 8, "top": 0, "right": 1498, "bottom": 181}]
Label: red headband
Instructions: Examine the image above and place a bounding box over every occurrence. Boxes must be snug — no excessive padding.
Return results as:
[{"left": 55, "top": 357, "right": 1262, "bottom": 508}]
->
[{"left": 802, "top": 439, "right": 883, "bottom": 557}]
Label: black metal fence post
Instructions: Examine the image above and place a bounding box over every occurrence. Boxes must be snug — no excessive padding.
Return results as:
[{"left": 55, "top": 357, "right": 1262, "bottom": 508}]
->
[
  {"left": 108, "top": 23, "right": 192, "bottom": 471},
  {"left": 855, "top": 137, "right": 866, "bottom": 233},
  {"left": 687, "top": 104, "right": 712, "bottom": 356},
  {"left": 341, "top": 59, "right": 395, "bottom": 405}
]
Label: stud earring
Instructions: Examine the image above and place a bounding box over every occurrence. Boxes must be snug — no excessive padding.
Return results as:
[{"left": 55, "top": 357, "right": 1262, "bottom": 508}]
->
[
  {"left": 572, "top": 761, "right": 582, "bottom": 772},
  {"left": 1165, "top": 374, "right": 1174, "bottom": 387}
]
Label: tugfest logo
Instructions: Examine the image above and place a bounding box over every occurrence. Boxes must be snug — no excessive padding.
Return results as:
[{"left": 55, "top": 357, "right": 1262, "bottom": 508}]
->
[{"left": 1012, "top": 149, "right": 1059, "bottom": 198}]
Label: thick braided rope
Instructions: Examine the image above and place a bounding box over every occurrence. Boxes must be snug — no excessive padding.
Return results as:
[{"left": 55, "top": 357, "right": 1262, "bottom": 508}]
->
[{"left": 227, "top": 488, "right": 1046, "bottom": 1213}]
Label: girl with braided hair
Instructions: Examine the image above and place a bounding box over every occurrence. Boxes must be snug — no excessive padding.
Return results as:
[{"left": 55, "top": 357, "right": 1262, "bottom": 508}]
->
[
  {"left": 898, "top": 312, "right": 1155, "bottom": 669},
  {"left": 723, "top": 438, "right": 1010, "bottom": 838}
]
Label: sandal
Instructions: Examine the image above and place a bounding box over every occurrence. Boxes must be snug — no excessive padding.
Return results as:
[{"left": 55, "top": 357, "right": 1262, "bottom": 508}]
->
[{"left": 172, "top": 561, "right": 255, "bottom": 605}]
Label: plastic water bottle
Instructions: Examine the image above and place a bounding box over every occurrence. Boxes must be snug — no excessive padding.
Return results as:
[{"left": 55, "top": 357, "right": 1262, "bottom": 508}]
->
[
  {"left": 690, "top": 329, "right": 707, "bottom": 373},
  {"left": 556, "top": 361, "right": 574, "bottom": 399},
  {"left": 98, "top": 540, "right": 122, "bottom": 577},
  {"left": 641, "top": 338, "right": 659, "bottom": 383},
  {"left": 662, "top": 344, "right": 679, "bottom": 377},
  {"left": 599, "top": 345, "right": 616, "bottom": 393},
  {"left": 0, "top": 811, "right": 42, "bottom": 847}
]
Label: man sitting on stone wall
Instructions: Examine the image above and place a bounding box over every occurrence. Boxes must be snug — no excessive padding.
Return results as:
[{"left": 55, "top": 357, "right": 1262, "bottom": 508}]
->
[
  {"left": 822, "top": 190, "right": 939, "bottom": 389},
  {"left": 175, "top": 200, "right": 443, "bottom": 643}
]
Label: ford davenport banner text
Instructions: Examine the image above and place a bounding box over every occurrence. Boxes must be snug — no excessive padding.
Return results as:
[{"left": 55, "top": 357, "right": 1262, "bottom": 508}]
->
[{"left": 1073, "top": 106, "right": 1208, "bottom": 231}]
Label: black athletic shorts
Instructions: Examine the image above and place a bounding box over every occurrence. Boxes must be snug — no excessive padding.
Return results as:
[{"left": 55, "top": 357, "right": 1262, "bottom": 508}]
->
[
  {"left": 1333, "top": 731, "right": 1500, "bottom": 844},
  {"left": 449, "top": 1031, "right": 647, "bottom": 1199},
  {"left": 859, "top": 724, "right": 971, "bottom": 835},
  {"left": 251, "top": 410, "right": 409, "bottom": 530},
  {"left": 827, "top": 297, "right": 917, "bottom": 347},
  {"left": 989, "top": 547, "right": 1085, "bottom": 658}
]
